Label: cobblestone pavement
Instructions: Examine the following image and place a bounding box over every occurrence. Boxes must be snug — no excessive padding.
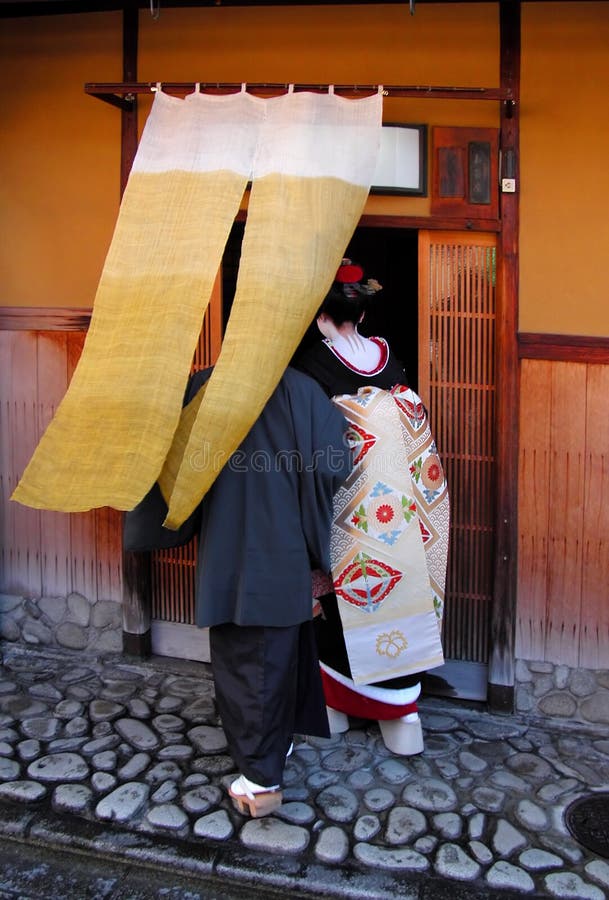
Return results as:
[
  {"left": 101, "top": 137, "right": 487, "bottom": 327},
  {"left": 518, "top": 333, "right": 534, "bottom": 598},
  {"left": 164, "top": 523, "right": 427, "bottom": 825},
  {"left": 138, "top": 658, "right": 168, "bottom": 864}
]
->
[{"left": 1, "top": 643, "right": 609, "bottom": 900}]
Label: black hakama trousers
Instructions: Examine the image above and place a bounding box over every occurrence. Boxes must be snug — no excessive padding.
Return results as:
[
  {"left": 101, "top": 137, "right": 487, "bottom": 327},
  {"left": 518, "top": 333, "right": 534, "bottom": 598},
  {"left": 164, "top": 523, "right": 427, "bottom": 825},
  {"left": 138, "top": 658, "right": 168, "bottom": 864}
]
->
[{"left": 210, "top": 619, "right": 329, "bottom": 787}]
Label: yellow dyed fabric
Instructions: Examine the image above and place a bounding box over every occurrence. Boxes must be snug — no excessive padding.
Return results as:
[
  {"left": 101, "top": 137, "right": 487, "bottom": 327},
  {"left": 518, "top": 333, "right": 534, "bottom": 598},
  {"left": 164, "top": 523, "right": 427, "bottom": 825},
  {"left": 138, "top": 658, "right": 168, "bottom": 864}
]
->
[
  {"left": 12, "top": 170, "right": 247, "bottom": 512},
  {"left": 163, "top": 173, "right": 370, "bottom": 528},
  {"left": 12, "top": 89, "right": 382, "bottom": 523}
]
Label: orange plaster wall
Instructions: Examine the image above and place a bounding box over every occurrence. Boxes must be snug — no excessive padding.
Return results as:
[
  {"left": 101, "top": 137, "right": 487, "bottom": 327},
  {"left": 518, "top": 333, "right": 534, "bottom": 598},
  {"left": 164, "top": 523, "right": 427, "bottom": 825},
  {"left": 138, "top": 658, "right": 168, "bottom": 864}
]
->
[
  {"left": 0, "top": 13, "right": 123, "bottom": 308},
  {"left": 520, "top": 2, "right": 609, "bottom": 337},
  {"left": 0, "top": 4, "right": 498, "bottom": 308}
]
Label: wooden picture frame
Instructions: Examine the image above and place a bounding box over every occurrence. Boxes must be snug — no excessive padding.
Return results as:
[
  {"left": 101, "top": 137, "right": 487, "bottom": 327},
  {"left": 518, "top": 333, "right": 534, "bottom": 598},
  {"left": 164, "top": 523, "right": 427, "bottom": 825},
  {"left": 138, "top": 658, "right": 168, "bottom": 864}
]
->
[{"left": 370, "top": 123, "right": 427, "bottom": 196}]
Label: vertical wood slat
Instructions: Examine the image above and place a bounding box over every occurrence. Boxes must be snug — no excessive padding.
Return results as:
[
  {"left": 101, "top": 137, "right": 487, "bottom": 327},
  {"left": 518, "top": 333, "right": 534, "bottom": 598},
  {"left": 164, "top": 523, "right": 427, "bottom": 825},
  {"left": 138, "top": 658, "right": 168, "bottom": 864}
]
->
[
  {"left": 516, "top": 359, "right": 552, "bottom": 660},
  {"left": 65, "top": 333, "right": 98, "bottom": 603},
  {"left": 419, "top": 231, "right": 497, "bottom": 664},
  {"left": 580, "top": 364, "right": 609, "bottom": 667},
  {"left": 150, "top": 270, "right": 223, "bottom": 625},
  {"left": 545, "top": 363, "right": 586, "bottom": 668},
  {"left": 36, "top": 332, "right": 72, "bottom": 599},
  {"left": 2, "top": 331, "right": 41, "bottom": 596}
]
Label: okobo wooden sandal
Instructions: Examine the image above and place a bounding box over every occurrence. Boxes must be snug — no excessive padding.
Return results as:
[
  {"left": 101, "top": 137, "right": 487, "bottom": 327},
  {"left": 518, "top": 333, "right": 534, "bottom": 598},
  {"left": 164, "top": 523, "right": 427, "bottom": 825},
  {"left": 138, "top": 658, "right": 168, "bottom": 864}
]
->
[{"left": 229, "top": 775, "right": 283, "bottom": 818}]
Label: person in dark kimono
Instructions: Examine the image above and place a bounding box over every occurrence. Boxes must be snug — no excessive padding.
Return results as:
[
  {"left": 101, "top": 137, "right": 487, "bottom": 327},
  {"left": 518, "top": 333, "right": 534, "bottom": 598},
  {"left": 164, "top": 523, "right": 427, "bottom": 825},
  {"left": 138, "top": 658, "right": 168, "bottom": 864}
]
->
[
  {"left": 294, "top": 259, "right": 433, "bottom": 756},
  {"left": 124, "top": 365, "right": 351, "bottom": 817}
]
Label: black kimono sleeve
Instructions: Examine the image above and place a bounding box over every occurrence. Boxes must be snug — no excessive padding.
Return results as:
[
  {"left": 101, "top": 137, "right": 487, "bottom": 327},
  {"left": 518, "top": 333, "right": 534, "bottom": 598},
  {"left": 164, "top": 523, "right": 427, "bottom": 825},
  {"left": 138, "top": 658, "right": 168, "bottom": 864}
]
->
[
  {"left": 285, "top": 369, "right": 352, "bottom": 572},
  {"left": 122, "top": 368, "right": 212, "bottom": 552}
]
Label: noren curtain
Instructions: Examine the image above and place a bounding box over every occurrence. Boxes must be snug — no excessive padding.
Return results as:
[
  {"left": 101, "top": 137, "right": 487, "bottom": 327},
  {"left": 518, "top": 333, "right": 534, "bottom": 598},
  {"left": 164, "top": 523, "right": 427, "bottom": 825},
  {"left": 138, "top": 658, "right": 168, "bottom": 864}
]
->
[{"left": 12, "top": 87, "right": 382, "bottom": 527}]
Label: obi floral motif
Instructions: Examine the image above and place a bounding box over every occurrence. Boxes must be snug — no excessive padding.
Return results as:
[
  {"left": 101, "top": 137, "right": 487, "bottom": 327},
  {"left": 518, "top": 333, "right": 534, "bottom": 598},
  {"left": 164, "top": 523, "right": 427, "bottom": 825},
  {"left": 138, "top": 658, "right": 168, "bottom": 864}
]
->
[{"left": 334, "top": 552, "right": 402, "bottom": 613}]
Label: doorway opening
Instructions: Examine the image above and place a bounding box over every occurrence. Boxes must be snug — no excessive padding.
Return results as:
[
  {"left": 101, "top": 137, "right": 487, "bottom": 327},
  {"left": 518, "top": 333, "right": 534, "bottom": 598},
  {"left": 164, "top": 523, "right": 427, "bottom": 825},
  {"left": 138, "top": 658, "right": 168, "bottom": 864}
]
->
[
  {"left": 343, "top": 226, "right": 419, "bottom": 391},
  {"left": 221, "top": 223, "right": 419, "bottom": 387},
  {"left": 152, "top": 222, "right": 497, "bottom": 704}
]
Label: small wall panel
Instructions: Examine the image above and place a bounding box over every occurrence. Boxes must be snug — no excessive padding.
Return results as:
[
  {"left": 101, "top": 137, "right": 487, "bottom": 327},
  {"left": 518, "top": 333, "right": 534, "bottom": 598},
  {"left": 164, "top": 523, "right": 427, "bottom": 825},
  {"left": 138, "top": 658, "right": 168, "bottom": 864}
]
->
[
  {"left": 0, "top": 319, "right": 122, "bottom": 607},
  {"left": 517, "top": 357, "right": 609, "bottom": 667}
]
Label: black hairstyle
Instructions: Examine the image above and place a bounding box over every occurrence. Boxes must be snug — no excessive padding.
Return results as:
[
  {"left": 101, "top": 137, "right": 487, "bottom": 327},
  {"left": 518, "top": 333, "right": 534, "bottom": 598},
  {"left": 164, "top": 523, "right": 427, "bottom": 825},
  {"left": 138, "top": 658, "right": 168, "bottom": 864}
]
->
[
  {"left": 316, "top": 260, "right": 382, "bottom": 326},
  {"left": 316, "top": 284, "right": 370, "bottom": 326}
]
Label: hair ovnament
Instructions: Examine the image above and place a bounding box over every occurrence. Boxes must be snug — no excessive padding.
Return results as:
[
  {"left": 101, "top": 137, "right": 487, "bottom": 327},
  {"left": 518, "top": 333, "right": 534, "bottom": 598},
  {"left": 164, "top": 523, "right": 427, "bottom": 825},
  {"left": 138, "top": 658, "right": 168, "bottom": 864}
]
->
[{"left": 317, "top": 258, "right": 383, "bottom": 326}]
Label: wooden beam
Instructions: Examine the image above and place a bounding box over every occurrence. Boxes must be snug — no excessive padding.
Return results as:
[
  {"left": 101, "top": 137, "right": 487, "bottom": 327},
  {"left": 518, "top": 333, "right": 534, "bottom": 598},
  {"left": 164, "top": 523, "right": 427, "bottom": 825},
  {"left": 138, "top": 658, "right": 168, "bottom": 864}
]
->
[
  {"left": 518, "top": 333, "right": 609, "bottom": 364},
  {"left": 488, "top": 0, "right": 520, "bottom": 711},
  {"left": 358, "top": 214, "right": 501, "bottom": 232},
  {"left": 2, "top": 0, "right": 605, "bottom": 16},
  {"left": 0, "top": 307, "right": 91, "bottom": 331}
]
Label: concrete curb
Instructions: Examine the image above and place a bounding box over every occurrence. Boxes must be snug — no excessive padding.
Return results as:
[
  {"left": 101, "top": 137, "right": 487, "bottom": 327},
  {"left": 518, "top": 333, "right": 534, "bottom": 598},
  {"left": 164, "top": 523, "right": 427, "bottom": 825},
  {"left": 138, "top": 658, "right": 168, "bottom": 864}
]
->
[{"left": 0, "top": 799, "right": 549, "bottom": 900}]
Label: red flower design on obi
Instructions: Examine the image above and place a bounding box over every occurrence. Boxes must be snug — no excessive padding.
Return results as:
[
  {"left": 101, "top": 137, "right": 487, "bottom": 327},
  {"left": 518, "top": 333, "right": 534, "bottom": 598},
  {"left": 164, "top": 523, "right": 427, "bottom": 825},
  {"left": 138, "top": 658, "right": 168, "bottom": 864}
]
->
[
  {"left": 421, "top": 454, "right": 443, "bottom": 490},
  {"left": 375, "top": 503, "right": 395, "bottom": 525}
]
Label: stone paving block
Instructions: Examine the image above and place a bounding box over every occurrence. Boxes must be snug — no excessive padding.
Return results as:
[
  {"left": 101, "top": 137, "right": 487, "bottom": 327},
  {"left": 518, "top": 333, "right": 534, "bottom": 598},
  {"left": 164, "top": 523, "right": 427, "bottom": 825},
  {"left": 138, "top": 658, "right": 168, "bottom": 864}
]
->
[
  {"left": 435, "top": 842, "right": 481, "bottom": 880},
  {"left": 314, "top": 824, "right": 349, "bottom": 863},
  {"left": 354, "top": 841, "right": 429, "bottom": 872},
  {"left": 193, "top": 809, "right": 234, "bottom": 841},
  {"left": 27, "top": 752, "right": 89, "bottom": 783},
  {"left": 486, "top": 860, "right": 535, "bottom": 893}
]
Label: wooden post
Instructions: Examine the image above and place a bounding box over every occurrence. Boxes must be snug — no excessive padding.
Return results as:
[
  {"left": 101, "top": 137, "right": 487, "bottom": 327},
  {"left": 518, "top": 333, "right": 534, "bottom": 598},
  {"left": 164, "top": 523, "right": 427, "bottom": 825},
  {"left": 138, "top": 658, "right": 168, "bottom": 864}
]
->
[
  {"left": 120, "top": 0, "right": 139, "bottom": 198},
  {"left": 488, "top": 0, "right": 521, "bottom": 712},
  {"left": 122, "top": 552, "right": 151, "bottom": 656},
  {"left": 119, "top": 0, "right": 151, "bottom": 655}
]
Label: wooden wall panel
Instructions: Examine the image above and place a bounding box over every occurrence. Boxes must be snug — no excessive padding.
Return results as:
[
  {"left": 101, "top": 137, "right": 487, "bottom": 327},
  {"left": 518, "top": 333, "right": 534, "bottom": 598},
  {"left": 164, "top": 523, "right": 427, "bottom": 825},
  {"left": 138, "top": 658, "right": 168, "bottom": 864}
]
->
[
  {"left": 0, "top": 322, "right": 122, "bottom": 607},
  {"left": 517, "top": 357, "right": 609, "bottom": 668}
]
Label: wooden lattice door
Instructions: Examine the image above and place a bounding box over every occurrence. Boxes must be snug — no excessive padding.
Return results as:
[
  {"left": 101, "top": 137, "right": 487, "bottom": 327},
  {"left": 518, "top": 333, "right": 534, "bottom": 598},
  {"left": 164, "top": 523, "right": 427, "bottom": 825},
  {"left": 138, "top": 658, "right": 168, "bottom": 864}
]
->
[
  {"left": 418, "top": 231, "right": 497, "bottom": 699},
  {"left": 149, "top": 272, "right": 222, "bottom": 661}
]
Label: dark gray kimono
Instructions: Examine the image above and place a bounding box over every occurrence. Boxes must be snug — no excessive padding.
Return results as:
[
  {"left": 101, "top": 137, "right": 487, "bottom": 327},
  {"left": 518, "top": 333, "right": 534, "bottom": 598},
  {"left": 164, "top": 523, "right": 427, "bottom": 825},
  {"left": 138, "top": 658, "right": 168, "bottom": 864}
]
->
[
  {"left": 125, "top": 366, "right": 352, "bottom": 786},
  {"left": 125, "top": 365, "right": 352, "bottom": 629}
]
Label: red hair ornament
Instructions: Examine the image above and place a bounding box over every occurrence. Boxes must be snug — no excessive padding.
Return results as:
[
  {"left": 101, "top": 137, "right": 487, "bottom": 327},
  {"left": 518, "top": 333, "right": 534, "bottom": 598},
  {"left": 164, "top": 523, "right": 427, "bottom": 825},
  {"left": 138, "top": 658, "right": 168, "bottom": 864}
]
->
[{"left": 335, "top": 261, "right": 364, "bottom": 284}]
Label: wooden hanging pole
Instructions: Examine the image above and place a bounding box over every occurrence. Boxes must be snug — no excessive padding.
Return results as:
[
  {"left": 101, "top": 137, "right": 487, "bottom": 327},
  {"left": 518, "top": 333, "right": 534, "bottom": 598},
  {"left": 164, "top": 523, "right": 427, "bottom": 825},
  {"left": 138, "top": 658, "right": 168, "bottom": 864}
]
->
[{"left": 85, "top": 81, "right": 512, "bottom": 104}]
